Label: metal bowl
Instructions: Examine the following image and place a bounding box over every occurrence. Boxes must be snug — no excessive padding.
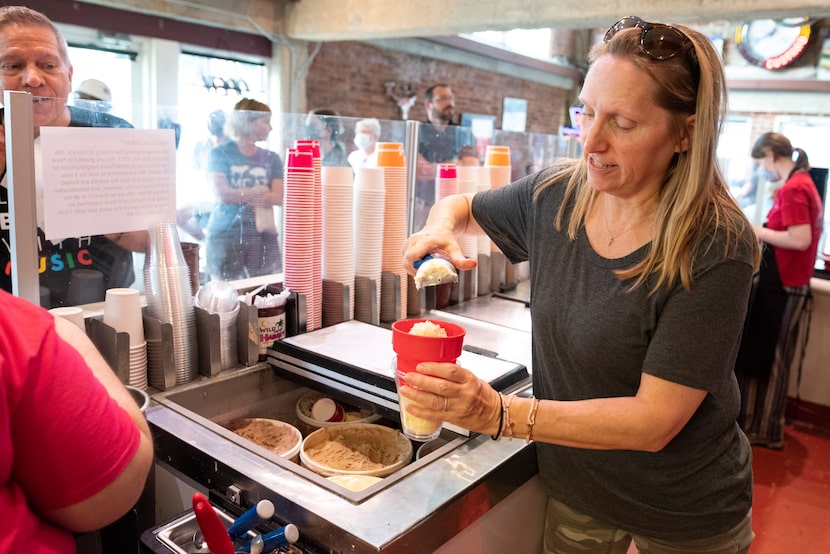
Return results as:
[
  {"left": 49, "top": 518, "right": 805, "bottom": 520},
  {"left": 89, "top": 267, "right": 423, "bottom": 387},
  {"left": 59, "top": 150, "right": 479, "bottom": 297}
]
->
[{"left": 125, "top": 385, "right": 150, "bottom": 413}]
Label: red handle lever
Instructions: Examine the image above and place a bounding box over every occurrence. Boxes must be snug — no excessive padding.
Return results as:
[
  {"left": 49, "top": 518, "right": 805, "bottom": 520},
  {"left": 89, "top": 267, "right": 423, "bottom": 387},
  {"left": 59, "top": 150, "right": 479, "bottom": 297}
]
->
[{"left": 192, "top": 492, "right": 235, "bottom": 554}]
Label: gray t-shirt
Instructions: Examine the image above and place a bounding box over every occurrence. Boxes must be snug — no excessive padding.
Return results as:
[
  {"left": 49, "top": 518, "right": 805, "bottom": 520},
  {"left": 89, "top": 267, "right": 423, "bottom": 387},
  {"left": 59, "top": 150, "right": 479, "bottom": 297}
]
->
[{"left": 471, "top": 166, "right": 755, "bottom": 540}]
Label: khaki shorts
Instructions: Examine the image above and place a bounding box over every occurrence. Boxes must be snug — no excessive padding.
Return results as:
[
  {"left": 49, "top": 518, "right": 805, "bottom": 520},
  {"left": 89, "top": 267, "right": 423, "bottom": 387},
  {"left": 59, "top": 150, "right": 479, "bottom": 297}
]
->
[{"left": 542, "top": 497, "right": 754, "bottom": 554}]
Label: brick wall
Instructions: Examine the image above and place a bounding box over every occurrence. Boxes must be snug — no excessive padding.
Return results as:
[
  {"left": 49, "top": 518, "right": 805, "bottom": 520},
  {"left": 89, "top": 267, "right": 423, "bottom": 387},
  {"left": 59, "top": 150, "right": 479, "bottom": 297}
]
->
[{"left": 304, "top": 41, "right": 573, "bottom": 138}]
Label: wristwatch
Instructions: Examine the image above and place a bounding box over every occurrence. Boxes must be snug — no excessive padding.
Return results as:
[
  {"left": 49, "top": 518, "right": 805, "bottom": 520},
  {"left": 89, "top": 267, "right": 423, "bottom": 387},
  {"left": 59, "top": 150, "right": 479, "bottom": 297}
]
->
[{"left": 734, "top": 18, "right": 813, "bottom": 70}]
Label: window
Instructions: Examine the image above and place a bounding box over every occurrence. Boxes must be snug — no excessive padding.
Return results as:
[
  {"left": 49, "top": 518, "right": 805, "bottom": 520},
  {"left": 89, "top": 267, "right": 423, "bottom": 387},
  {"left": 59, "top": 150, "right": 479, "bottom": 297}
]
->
[
  {"left": 67, "top": 46, "right": 134, "bottom": 120},
  {"left": 465, "top": 29, "right": 554, "bottom": 60}
]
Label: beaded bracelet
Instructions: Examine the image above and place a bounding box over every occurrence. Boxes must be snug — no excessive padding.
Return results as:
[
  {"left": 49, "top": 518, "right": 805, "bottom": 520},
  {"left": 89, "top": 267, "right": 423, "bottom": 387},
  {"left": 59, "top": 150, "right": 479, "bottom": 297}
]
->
[
  {"left": 526, "top": 396, "right": 540, "bottom": 443},
  {"left": 490, "top": 393, "right": 505, "bottom": 441}
]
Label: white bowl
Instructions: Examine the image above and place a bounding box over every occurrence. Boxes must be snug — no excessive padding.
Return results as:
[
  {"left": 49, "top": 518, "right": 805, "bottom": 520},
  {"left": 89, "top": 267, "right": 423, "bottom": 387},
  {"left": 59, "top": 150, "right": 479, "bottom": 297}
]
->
[
  {"left": 327, "top": 474, "right": 383, "bottom": 491},
  {"left": 224, "top": 418, "right": 302, "bottom": 463},
  {"left": 295, "top": 391, "right": 380, "bottom": 431},
  {"left": 300, "top": 423, "right": 412, "bottom": 477}
]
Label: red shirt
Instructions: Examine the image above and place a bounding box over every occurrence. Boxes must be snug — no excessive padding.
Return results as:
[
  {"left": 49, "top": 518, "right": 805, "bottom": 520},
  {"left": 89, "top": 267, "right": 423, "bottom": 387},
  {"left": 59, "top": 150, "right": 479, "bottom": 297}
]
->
[
  {"left": 766, "top": 170, "right": 824, "bottom": 286},
  {"left": 0, "top": 290, "right": 140, "bottom": 553}
]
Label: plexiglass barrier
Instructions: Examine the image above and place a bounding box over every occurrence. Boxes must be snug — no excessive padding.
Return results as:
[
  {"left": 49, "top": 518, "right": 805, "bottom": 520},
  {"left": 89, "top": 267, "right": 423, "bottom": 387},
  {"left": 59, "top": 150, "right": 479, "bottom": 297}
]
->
[{"left": 3, "top": 95, "right": 575, "bottom": 309}]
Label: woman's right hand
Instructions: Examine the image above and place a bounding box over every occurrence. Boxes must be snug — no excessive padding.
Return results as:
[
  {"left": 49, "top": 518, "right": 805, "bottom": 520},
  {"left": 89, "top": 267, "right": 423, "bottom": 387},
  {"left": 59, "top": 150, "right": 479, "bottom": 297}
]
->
[
  {"left": 402, "top": 227, "right": 473, "bottom": 276},
  {"left": 402, "top": 194, "right": 480, "bottom": 276}
]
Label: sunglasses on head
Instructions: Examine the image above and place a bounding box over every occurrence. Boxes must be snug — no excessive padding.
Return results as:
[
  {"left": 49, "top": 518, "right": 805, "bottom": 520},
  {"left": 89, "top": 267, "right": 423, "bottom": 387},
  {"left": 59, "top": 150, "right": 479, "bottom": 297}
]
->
[{"left": 604, "top": 16, "right": 694, "bottom": 61}]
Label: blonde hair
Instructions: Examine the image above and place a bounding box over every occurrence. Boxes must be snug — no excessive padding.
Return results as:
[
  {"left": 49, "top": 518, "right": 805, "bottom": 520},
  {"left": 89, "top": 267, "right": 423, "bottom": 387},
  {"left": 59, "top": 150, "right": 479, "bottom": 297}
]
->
[{"left": 537, "top": 23, "right": 759, "bottom": 292}]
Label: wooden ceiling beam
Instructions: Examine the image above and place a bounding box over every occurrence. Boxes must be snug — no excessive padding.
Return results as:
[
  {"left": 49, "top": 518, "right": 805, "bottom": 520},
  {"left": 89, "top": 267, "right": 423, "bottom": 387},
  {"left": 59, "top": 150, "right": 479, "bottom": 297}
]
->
[
  {"left": 282, "top": 0, "right": 830, "bottom": 41},
  {"left": 70, "top": 0, "right": 830, "bottom": 42}
]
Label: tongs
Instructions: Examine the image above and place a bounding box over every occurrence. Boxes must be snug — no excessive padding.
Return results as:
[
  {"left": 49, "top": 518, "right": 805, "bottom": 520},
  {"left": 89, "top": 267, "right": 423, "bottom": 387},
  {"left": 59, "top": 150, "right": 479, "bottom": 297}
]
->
[{"left": 413, "top": 254, "right": 458, "bottom": 289}]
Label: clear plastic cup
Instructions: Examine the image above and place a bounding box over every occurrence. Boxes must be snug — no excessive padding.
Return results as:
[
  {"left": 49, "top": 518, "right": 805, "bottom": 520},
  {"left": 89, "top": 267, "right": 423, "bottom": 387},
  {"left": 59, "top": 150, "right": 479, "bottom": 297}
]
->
[{"left": 391, "top": 318, "right": 465, "bottom": 442}]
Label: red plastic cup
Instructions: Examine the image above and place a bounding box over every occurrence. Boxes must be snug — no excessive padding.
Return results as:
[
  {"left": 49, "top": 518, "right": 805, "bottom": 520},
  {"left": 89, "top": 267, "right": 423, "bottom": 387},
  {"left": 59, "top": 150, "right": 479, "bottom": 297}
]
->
[
  {"left": 437, "top": 163, "right": 457, "bottom": 180},
  {"left": 391, "top": 318, "right": 466, "bottom": 373},
  {"left": 294, "top": 139, "right": 321, "bottom": 158},
  {"left": 391, "top": 318, "right": 465, "bottom": 442},
  {"left": 286, "top": 148, "right": 314, "bottom": 169}
]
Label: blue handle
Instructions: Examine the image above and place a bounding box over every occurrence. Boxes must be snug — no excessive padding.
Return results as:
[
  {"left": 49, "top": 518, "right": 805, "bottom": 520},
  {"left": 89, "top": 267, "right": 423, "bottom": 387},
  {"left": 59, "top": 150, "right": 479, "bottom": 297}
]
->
[
  {"left": 262, "top": 525, "right": 299, "bottom": 550},
  {"left": 236, "top": 525, "right": 299, "bottom": 553},
  {"left": 227, "top": 500, "right": 274, "bottom": 542},
  {"left": 413, "top": 255, "right": 434, "bottom": 269}
]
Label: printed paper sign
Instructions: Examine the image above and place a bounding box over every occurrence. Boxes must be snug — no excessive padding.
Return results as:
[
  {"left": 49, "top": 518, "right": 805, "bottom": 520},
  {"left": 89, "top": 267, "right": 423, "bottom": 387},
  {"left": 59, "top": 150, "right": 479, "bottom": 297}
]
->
[{"left": 40, "top": 127, "right": 177, "bottom": 240}]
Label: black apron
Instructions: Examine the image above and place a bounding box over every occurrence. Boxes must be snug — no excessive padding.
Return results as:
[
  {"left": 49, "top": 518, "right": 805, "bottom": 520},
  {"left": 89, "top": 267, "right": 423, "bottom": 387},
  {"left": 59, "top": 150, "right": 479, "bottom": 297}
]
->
[{"left": 734, "top": 241, "right": 788, "bottom": 378}]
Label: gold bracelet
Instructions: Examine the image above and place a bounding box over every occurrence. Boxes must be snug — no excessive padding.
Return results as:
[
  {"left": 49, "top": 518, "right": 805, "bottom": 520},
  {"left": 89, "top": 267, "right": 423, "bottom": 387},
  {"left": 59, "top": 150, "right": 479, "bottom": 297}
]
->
[
  {"left": 503, "top": 394, "right": 515, "bottom": 439},
  {"left": 526, "top": 396, "right": 540, "bottom": 443}
]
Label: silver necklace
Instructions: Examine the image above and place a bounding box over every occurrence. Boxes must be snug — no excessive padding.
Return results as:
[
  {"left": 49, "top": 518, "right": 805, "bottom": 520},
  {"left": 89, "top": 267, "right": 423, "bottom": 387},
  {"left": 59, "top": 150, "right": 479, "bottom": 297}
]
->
[{"left": 603, "top": 203, "right": 655, "bottom": 247}]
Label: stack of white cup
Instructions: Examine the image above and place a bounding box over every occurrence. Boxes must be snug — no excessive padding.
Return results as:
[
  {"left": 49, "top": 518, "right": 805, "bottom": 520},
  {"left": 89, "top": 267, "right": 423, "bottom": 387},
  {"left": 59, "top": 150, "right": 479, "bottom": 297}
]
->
[
  {"left": 103, "top": 287, "right": 147, "bottom": 390},
  {"left": 48, "top": 306, "right": 86, "bottom": 331}
]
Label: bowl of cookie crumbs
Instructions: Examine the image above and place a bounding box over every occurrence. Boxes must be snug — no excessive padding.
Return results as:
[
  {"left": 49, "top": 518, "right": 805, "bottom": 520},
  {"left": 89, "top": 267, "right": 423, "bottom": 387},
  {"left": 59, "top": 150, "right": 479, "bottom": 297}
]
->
[
  {"left": 300, "top": 423, "right": 412, "bottom": 477},
  {"left": 223, "top": 418, "right": 302, "bottom": 463}
]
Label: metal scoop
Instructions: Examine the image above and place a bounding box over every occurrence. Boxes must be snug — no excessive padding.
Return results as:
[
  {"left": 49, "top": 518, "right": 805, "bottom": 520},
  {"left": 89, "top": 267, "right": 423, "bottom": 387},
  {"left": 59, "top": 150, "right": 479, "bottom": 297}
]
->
[{"left": 413, "top": 255, "right": 458, "bottom": 289}]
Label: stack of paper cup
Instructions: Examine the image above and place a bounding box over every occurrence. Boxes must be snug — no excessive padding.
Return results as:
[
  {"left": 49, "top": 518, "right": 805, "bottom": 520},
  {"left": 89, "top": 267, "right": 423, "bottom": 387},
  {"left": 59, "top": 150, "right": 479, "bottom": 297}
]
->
[
  {"left": 474, "top": 167, "right": 492, "bottom": 295},
  {"left": 322, "top": 166, "right": 356, "bottom": 324},
  {"left": 456, "top": 166, "right": 480, "bottom": 298},
  {"left": 292, "top": 140, "right": 323, "bottom": 331},
  {"left": 485, "top": 145, "right": 512, "bottom": 189},
  {"left": 484, "top": 146, "right": 514, "bottom": 291},
  {"left": 435, "top": 163, "right": 458, "bottom": 202},
  {"left": 284, "top": 147, "right": 319, "bottom": 331},
  {"left": 103, "top": 287, "right": 148, "bottom": 390},
  {"left": 376, "top": 142, "right": 408, "bottom": 322},
  {"left": 49, "top": 306, "right": 86, "bottom": 331},
  {"left": 353, "top": 167, "right": 385, "bottom": 324}
]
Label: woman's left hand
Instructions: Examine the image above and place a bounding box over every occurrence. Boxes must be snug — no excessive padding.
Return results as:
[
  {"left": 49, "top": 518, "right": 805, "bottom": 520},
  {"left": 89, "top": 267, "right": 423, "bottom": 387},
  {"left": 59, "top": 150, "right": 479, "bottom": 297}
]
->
[{"left": 398, "top": 362, "right": 502, "bottom": 436}]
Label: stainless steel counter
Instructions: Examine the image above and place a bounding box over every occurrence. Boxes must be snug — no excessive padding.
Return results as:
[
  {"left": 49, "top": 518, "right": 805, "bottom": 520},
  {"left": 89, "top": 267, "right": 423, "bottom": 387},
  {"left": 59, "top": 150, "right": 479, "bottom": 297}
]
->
[{"left": 146, "top": 293, "right": 538, "bottom": 553}]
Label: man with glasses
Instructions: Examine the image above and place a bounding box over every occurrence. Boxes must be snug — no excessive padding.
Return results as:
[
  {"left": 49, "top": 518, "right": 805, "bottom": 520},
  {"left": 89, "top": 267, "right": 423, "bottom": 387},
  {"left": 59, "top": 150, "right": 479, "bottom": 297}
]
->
[{"left": 413, "top": 83, "right": 476, "bottom": 231}]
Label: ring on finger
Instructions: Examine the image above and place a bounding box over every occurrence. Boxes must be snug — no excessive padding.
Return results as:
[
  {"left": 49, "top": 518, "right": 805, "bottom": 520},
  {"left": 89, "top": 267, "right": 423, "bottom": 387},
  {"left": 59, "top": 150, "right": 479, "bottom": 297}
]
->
[{"left": 443, "top": 396, "right": 449, "bottom": 411}]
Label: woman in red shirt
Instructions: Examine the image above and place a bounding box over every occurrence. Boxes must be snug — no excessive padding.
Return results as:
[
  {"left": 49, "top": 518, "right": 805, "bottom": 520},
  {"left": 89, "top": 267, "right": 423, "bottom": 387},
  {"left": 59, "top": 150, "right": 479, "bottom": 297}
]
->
[{"left": 736, "top": 131, "right": 824, "bottom": 449}]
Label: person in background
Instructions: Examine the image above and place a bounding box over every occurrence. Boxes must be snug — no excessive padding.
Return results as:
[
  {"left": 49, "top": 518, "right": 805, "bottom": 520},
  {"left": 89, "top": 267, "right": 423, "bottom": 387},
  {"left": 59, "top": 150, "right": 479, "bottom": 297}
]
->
[
  {"left": 0, "top": 5, "right": 147, "bottom": 307},
  {"left": 348, "top": 117, "right": 380, "bottom": 171},
  {"left": 193, "top": 109, "right": 229, "bottom": 173},
  {"left": 306, "top": 108, "right": 348, "bottom": 167},
  {"left": 178, "top": 109, "right": 229, "bottom": 242},
  {"left": 736, "top": 132, "right": 823, "bottom": 450},
  {"left": 205, "top": 98, "right": 283, "bottom": 280},
  {"left": 0, "top": 289, "right": 154, "bottom": 553},
  {"left": 402, "top": 16, "right": 758, "bottom": 553},
  {"left": 732, "top": 157, "right": 764, "bottom": 209},
  {"left": 72, "top": 77, "right": 112, "bottom": 112},
  {"left": 414, "top": 83, "right": 477, "bottom": 230},
  {"left": 158, "top": 116, "right": 182, "bottom": 149}
]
